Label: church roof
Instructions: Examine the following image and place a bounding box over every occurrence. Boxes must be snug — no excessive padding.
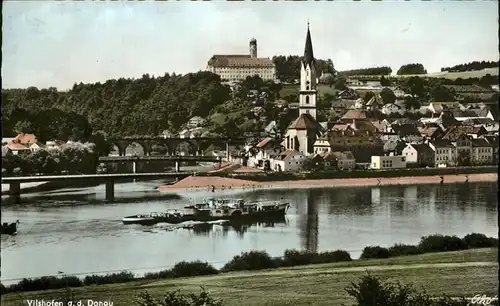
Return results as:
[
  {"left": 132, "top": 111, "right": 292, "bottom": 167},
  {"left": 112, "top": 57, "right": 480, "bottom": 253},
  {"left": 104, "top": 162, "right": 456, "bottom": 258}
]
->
[
  {"left": 303, "top": 24, "right": 315, "bottom": 67},
  {"left": 288, "top": 113, "right": 322, "bottom": 130}
]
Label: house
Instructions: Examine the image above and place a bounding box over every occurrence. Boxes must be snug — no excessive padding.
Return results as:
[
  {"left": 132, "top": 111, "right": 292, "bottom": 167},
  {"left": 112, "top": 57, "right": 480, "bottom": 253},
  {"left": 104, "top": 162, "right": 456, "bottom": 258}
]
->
[
  {"left": 389, "top": 86, "right": 409, "bottom": 98},
  {"left": 328, "top": 151, "right": 355, "bottom": 170},
  {"left": 6, "top": 142, "right": 31, "bottom": 155},
  {"left": 402, "top": 143, "right": 435, "bottom": 167},
  {"left": 29, "top": 141, "right": 46, "bottom": 152},
  {"left": 428, "top": 139, "right": 457, "bottom": 167},
  {"left": 383, "top": 139, "right": 406, "bottom": 156},
  {"left": 249, "top": 137, "right": 282, "bottom": 170},
  {"left": 271, "top": 150, "right": 306, "bottom": 172},
  {"left": 264, "top": 121, "right": 279, "bottom": 138},
  {"left": 470, "top": 138, "right": 494, "bottom": 165},
  {"left": 442, "top": 126, "right": 488, "bottom": 141},
  {"left": 371, "top": 119, "right": 394, "bottom": 134},
  {"left": 482, "top": 135, "right": 498, "bottom": 162},
  {"left": 443, "top": 85, "right": 498, "bottom": 102},
  {"left": 418, "top": 126, "right": 444, "bottom": 139},
  {"left": 338, "top": 88, "right": 359, "bottom": 100},
  {"left": 370, "top": 155, "right": 407, "bottom": 169},
  {"left": 365, "top": 95, "right": 384, "bottom": 111},
  {"left": 2, "top": 145, "right": 13, "bottom": 157},
  {"left": 313, "top": 127, "right": 384, "bottom": 163},
  {"left": 2, "top": 137, "right": 15, "bottom": 146},
  {"left": 186, "top": 116, "right": 205, "bottom": 128},
  {"left": 381, "top": 103, "right": 402, "bottom": 115},
  {"left": 427, "top": 103, "right": 444, "bottom": 115}
]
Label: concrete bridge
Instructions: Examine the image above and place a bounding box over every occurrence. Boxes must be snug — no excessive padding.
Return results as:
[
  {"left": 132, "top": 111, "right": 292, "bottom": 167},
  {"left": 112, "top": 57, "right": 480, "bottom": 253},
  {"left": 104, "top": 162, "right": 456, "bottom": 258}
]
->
[
  {"left": 98, "top": 155, "right": 222, "bottom": 172},
  {"left": 1, "top": 172, "right": 203, "bottom": 203},
  {"left": 108, "top": 136, "right": 246, "bottom": 157}
]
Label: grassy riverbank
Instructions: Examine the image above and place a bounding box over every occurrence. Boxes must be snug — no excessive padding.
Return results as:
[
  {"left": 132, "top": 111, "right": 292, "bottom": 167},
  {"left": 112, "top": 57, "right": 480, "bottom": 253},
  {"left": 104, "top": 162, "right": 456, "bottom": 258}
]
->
[{"left": 1, "top": 248, "right": 497, "bottom": 306}]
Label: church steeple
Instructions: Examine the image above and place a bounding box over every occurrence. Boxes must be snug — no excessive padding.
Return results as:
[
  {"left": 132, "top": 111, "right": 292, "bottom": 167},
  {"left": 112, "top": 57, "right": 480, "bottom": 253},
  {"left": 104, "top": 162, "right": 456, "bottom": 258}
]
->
[
  {"left": 303, "top": 22, "right": 315, "bottom": 67},
  {"left": 298, "top": 22, "right": 317, "bottom": 120}
]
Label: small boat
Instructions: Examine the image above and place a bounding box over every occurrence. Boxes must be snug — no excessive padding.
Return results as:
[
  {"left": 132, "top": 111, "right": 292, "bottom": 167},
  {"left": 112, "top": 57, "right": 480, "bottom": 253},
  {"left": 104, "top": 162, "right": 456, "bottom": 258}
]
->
[
  {"left": 1, "top": 220, "right": 20, "bottom": 235},
  {"left": 123, "top": 198, "right": 290, "bottom": 225}
]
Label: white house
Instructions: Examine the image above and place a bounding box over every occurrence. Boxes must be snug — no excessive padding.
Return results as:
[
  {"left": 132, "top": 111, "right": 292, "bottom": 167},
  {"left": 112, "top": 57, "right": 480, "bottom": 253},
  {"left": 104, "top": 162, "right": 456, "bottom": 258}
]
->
[
  {"left": 370, "top": 155, "right": 407, "bottom": 169},
  {"left": 402, "top": 143, "right": 435, "bottom": 167},
  {"left": 471, "top": 138, "right": 494, "bottom": 165},
  {"left": 381, "top": 103, "right": 403, "bottom": 115},
  {"left": 186, "top": 116, "right": 205, "bottom": 128},
  {"left": 427, "top": 140, "right": 457, "bottom": 167},
  {"left": 248, "top": 137, "right": 281, "bottom": 169},
  {"left": 389, "top": 86, "right": 409, "bottom": 98},
  {"left": 271, "top": 150, "right": 306, "bottom": 172}
]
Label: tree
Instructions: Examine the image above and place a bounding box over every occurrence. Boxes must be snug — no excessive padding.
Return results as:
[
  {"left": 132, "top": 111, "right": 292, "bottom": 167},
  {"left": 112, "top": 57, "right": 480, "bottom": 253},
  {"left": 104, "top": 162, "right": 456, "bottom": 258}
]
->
[
  {"left": 397, "top": 63, "right": 427, "bottom": 75},
  {"left": 403, "top": 96, "right": 421, "bottom": 110},
  {"left": 380, "top": 75, "right": 391, "bottom": 87},
  {"left": 402, "top": 77, "right": 426, "bottom": 98},
  {"left": 334, "top": 77, "right": 347, "bottom": 91},
  {"left": 430, "top": 85, "right": 455, "bottom": 102},
  {"left": 340, "top": 67, "right": 392, "bottom": 76},
  {"left": 380, "top": 88, "right": 396, "bottom": 104},
  {"left": 13, "top": 120, "right": 34, "bottom": 134}
]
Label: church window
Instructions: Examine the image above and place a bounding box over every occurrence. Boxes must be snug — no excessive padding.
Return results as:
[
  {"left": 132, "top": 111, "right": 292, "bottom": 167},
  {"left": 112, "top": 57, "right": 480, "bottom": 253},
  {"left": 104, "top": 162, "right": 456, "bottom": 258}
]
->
[{"left": 306, "top": 96, "right": 310, "bottom": 104}]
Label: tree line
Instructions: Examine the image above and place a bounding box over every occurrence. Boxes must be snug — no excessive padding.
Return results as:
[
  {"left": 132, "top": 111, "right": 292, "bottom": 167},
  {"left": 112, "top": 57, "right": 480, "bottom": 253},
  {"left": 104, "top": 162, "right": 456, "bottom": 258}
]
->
[
  {"left": 339, "top": 66, "right": 392, "bottom": 76},
  {"left": 2, "top": 72, "right": 232, "bottom": 139},
  {"left": 441, "top": 60, "right": 499, "bottom": 72},
  {"left": 272, "top": 55, "right": 336, "bottom": 82}
]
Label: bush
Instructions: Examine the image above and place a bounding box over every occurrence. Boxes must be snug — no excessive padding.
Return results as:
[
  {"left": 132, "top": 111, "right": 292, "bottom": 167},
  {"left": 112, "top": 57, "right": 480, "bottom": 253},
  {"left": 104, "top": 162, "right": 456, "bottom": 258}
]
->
[
  {"left": 281, "top": 249, "right": 352, "bottom": 266},
  {"left": 360, "top": 246, "right": 391, "bottom": 259},
  {"left": 462, "top": 233, "right": 498, "bottom": 249},
  {"left": 418, "top": 235, "right": 468, "bottom": 253},
  {"left": 170, "top": 261, "right": 218, "bottom": 278},
  {"left": 83, "top": 271, "right": 135, "bottom": 286},
  {"left": 221, "top": 250, "right": 278, "bottom": 272},
  {"left": 136, "top": 287, "right": 224, "bottom": 306},
  {"left": 5, "top": 276, "right": 83, "bottom": 293},
  {"left": 315, "top": 250, "right": 352, "bottom": 263},
  {"left": 345, "top": 274, "right": 470, "bottom": 306},
  {"left": 144, "top": 269, "right": 174, "bottom": 280},
  {"left": 388, "top": 244, "right": 423, "bottom": 257}
]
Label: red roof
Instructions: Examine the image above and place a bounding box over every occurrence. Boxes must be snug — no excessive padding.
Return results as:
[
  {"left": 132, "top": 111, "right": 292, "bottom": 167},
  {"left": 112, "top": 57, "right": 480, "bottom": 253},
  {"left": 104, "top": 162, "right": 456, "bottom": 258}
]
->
[{"left": 256, "top": 137, "right": 272, "bottom": 148}]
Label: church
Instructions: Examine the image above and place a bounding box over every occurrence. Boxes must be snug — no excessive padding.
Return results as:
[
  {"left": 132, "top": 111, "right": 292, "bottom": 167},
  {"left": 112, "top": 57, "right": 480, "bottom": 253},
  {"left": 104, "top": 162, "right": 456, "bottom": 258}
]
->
[{"left": 282, "top": 24, "right": 324, "bottom": 156}]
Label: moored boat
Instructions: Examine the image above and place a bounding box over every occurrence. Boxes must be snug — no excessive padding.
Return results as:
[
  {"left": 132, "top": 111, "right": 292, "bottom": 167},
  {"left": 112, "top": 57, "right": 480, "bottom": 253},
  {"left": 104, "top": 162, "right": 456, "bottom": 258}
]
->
[
  {"left": 123, "top": 198, "right": 290, "bottom": 225},
  {"left": 1, "top": 220, "right": 20, "bottom": 235}
]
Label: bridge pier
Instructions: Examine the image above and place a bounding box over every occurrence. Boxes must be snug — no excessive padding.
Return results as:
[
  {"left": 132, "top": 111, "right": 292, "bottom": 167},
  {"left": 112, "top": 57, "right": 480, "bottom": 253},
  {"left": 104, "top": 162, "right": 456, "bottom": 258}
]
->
[
  {"left": 132, "top": 161, "right": 136, "bottom": 174},
  {"left": 9, "top": 182, "right": 21, "bottom": 203},
  {"left": 105, "top": 180, "right": 115, "bottom": 202},
  {"left": 226, "top": 142, "right": 230, "bottom": 162},
  {"left": 175, "top": 161, "right": 180, "bottom": 172}
]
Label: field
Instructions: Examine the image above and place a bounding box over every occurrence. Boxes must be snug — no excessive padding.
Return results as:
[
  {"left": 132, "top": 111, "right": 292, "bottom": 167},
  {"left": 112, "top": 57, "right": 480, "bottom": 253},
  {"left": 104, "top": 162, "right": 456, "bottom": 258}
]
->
[
  {"left": 350, "top": 67, "right": 499, "bottom": 81},
  {"left": 2, "top": 248, "right": 497, "bottom": 306},
  {"left": 280, "top": 84, "right": 338, "bottom": 97}
]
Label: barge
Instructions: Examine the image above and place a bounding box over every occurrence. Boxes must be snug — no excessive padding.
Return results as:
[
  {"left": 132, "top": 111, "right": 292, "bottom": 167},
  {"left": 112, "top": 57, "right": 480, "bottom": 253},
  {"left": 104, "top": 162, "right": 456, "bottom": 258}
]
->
[
  {"left": 122, "top": 198, "right": 290, "bottom": 225},
  {"left": 1, "top": 220, "right": 19, "bottom": 235}
]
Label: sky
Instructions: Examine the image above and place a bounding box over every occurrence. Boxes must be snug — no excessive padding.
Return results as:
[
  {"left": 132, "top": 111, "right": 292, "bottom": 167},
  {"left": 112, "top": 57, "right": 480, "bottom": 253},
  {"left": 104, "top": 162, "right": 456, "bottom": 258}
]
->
[{"left": 2, "top": 1, "right": 499, "bottom": 90}]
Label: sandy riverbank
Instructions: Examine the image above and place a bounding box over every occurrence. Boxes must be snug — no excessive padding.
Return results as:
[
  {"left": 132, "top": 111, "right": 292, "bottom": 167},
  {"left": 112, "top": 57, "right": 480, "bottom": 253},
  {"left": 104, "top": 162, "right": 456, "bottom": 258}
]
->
[{"left": 157, "top": 172, "right": 498, "bottom": 193}]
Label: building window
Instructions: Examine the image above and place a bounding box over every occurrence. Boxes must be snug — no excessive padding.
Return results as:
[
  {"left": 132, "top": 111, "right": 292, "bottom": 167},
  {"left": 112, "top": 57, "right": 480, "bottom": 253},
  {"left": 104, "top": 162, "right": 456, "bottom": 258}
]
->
[{"left": 306, "top": 96, "right": 310, "bottom": 104}]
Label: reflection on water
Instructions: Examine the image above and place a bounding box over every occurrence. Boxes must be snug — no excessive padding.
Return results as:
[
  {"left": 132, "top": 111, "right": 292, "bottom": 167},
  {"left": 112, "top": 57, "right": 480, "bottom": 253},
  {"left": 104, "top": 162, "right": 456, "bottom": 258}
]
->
[
  {"left": 0, "top": 181, "right": 497, "bottom": 283},
  {"left": 180, "top": 217, "right": 289, "bottom": 238}
]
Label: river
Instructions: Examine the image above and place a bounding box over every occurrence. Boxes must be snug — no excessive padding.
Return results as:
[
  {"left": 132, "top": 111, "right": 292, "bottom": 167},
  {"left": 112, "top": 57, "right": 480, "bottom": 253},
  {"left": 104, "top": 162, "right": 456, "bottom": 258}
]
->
[{"left": 1, "top": 180, "right": 497, "bottom": 284}]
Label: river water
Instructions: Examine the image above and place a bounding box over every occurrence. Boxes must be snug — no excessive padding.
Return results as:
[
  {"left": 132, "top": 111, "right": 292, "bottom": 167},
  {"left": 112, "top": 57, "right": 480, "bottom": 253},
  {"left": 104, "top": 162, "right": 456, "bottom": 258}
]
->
[{"left": 1, "top": 181, "right": 497, "bottom": 284}]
